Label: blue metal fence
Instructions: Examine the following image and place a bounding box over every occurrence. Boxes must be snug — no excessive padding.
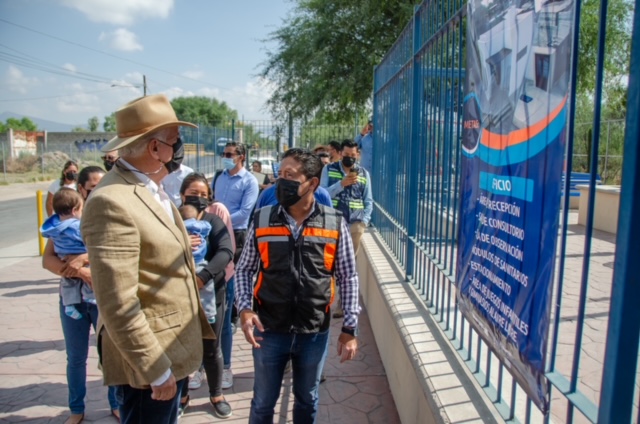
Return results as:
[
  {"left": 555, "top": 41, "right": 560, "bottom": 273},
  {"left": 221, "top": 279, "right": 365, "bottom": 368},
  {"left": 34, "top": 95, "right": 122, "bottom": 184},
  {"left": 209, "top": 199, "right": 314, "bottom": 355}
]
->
[{"left": 372, "top": 0, "right": 639, "bottom": 422}]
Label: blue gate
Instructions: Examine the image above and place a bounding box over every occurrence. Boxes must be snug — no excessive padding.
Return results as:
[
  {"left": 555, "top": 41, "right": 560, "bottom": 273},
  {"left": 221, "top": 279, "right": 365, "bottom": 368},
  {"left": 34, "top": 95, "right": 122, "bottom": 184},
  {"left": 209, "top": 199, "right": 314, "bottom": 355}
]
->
[{"left": 372, "top": 0, "right": 640, "bottom": 422}]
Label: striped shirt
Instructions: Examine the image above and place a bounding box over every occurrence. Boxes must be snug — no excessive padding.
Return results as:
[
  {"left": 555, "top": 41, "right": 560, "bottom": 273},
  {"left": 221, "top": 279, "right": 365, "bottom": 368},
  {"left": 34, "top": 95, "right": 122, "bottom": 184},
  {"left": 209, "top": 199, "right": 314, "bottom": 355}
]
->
[{"left": 235, "top": 203, "right": 361, "bottom": 328}]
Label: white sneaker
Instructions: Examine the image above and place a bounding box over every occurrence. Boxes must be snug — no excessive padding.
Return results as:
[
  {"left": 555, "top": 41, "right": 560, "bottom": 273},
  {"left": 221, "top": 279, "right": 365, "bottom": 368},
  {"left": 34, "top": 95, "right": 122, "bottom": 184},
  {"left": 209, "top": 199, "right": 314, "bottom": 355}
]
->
[
  {"left": 188, "top": 367, "right": 205, "bottom": 389},
  {"left": 222, "top": 368, "right": 233, "bottom": 389}
]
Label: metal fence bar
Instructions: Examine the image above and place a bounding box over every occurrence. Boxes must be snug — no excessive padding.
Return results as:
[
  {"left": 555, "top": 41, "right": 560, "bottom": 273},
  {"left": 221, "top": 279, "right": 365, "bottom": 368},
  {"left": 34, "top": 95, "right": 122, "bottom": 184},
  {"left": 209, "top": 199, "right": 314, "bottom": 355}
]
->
[
  {"left": 597, "top": 0, "right": 640, "bottom": 420},
  {"left": 566, "top": 0, "right": 609, "bottom": 420}
]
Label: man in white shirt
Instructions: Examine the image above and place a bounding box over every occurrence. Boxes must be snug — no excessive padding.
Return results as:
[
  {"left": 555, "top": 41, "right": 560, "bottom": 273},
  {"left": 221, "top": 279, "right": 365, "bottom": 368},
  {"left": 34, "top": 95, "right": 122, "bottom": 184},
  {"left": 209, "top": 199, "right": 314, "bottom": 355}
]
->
[{"left": 81, "top": 94, "right": 215, "bottom": 424}]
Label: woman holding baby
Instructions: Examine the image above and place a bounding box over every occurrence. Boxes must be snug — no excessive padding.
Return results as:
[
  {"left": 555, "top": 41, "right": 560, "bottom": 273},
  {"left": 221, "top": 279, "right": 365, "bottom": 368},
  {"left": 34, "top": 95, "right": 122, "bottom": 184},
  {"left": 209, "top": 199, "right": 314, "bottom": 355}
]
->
[
  {"left": 42, "top": 165, "right": 119, "bottom": 424},
  {"left": 177, "top": 172, "right": 235, "bottom": 419}
]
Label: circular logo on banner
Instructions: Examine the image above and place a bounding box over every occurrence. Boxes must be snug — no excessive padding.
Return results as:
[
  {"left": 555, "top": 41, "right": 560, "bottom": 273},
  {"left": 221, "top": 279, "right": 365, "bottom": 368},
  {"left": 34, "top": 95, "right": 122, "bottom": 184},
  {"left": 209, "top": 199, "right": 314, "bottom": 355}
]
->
[{"left": 462, "top": 92, "right": 482, "bottom": 155}]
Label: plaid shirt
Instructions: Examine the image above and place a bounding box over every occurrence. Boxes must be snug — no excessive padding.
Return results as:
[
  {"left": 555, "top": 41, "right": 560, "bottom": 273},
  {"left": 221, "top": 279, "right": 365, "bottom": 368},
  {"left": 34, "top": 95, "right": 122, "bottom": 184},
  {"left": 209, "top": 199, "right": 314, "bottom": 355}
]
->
[{"left": 235, "top": 204, "right": 361, "bottom": 328}]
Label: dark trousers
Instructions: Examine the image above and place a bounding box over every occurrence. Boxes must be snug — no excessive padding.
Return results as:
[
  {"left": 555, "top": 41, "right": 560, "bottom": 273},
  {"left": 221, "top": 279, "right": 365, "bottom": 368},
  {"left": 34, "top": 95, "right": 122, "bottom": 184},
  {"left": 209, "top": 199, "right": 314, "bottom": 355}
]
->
[
  {"left": 182, "top": 285, "right": 226, "bottom": 398},
  {"left": 115, "top": 378, "right": 186, "bottom": 424}
]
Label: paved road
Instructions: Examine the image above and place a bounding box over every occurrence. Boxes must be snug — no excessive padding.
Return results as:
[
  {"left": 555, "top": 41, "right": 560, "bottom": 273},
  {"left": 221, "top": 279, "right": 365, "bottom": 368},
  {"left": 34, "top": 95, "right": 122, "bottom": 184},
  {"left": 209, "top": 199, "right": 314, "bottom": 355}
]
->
[{"left": 0, "top": 196, "right": 44, "bottom": 251}]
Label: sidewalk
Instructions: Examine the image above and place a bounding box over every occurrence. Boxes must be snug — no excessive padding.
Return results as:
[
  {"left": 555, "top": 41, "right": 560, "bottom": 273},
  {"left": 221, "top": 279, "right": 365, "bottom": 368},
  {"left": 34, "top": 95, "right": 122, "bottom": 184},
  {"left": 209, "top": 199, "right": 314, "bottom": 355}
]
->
[{"left": 0, "top": 253, "right": 400, "bottom": 423}]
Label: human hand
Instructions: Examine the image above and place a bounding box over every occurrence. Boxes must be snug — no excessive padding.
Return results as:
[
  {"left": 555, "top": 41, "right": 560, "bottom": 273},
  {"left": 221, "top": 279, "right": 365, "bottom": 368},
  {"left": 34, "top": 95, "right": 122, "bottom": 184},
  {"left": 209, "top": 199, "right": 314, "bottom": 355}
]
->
[
  {"left": 240, "top": 310, "right": 265, "bottom": 348},
  {"left": 341, "top": 174, "right": 358, "bottom": 187},
  {"left": 189, "top": 235, "right": 201, "bottom": 251},
  {"left": 151, "top": 372, "right": 177, "bottom": 401},
  {"left": 60, "top": 254, "right": 89, "bottom": 276},
  {"left": 337, "top": 333, "right": 358, "bottom": 363},
  {"left": 196, "top": 276, "right": 205, "bottom": 290},
  {"left": 76, "top": 267, "right": 93, "bottom": 287},
  {"left": 361, "top": 123, "right": 372, "bottom": 135}
]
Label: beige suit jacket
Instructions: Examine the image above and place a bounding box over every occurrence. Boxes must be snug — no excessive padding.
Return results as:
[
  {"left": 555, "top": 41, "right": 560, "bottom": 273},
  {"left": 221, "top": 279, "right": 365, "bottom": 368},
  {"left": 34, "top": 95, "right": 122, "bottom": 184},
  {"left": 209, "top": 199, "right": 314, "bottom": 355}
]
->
[{"left": 81, "top": 166, "right": 215, "bottom": 388}]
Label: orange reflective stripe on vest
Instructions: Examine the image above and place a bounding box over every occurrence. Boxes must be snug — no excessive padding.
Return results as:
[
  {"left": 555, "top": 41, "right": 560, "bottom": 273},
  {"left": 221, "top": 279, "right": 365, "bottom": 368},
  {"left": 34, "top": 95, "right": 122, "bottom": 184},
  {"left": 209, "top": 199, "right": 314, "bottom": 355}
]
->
[{"left": 254, "top": 272, "right": 264, "bottom": 305}]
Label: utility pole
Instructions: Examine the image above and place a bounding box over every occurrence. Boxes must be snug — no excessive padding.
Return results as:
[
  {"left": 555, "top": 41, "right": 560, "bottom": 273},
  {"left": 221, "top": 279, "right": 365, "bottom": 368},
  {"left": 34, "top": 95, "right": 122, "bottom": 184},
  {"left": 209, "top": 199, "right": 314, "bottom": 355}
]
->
[{"left": 143, "top": 75, "right": 147, "bottom": 96}]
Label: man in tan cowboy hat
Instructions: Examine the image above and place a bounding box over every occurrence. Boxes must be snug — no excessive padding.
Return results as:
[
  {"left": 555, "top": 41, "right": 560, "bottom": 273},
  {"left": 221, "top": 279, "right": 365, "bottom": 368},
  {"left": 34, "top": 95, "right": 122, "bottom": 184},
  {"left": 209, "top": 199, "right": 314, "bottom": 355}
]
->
[{"left": 81, "top": 94, "right": 215, "bottom": 424}]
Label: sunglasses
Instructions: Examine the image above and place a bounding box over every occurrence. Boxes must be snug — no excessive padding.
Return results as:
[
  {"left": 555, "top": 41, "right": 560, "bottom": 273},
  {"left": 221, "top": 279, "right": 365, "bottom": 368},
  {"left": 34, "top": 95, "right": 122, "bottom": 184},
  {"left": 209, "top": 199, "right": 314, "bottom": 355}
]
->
[
  {"left": 222, "top": 152, "right": 239, "bottom": 158},
  {"left": 101, "top": 156, "right": 118, "bottom": 161}
]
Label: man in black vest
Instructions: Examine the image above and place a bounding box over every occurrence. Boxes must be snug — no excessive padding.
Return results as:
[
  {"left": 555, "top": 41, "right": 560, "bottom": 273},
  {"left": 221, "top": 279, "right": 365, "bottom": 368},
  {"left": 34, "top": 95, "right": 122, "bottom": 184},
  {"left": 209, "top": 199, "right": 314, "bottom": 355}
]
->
[{"left": 235, "top": 148, "right": 360, "bottom": 423}]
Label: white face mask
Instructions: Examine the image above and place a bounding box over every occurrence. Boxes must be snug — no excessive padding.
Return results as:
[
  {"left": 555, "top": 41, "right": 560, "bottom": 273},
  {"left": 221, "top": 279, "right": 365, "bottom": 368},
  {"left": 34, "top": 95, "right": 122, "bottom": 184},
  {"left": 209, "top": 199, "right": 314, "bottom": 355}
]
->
[{"left": 222, "top": 158, "right": 236, "bottom": 170}]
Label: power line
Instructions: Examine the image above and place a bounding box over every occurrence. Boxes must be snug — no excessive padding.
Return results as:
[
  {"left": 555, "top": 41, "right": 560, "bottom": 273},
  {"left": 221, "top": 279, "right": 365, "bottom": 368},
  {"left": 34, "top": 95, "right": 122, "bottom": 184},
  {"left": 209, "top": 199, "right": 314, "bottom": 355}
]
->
[
  {"left": 0, "top": 87, "right": 128, "bottom": 102},
  {"left": 0, "top": 18, "right": 267, "bottom": 99},
  {"left": 0, "top": 43, "right": 123, "bottom": 85}
]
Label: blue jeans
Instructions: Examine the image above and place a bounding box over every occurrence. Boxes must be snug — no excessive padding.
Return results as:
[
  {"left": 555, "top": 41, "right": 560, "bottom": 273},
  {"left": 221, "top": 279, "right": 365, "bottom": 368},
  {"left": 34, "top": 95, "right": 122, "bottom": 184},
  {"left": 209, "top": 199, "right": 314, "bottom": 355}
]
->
[
  {"left": 249, "top": 329, "right": 329, "bottom": 424},
  {"left": 222, "top": 276, "right": 235, "bottom": 369},
  {"left": 115, "top": 378, "right": 186, "bottom": 424},
  {"left": 59, "top": 298, "right": 118, "bottom": 414}
]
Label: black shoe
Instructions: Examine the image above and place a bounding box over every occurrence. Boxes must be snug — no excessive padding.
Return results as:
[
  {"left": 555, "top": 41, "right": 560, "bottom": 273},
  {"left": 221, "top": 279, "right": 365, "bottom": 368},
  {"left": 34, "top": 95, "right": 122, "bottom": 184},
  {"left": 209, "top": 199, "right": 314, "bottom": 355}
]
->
[
  {"left": 211, "top": 398, "right": 232, "bottom": 419},
  {"left": 178, "top": 395, "right": 190, "bottom": 418},
  {"left": 320, "top": 374, "right": 326, "bottom": 383}
]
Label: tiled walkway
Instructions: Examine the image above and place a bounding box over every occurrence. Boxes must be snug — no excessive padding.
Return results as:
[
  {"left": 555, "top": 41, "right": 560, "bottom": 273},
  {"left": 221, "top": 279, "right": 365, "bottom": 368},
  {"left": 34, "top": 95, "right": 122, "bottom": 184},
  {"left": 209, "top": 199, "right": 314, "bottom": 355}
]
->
[{"left": 0, "top": 254, "right": 400, "bottom": 423}]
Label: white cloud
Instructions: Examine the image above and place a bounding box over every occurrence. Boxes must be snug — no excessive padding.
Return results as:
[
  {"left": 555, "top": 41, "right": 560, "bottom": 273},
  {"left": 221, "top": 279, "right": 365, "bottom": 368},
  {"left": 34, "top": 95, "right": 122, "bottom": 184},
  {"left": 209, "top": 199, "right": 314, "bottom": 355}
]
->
[
  {"left": 62, "top": 63, "right": 77, "bottom": 73},
  {"left": 61, "top": 0, "right": 174, "bottom": 26},
  {"left": 4, "top": 65, "right": 38, "bottom": 94},
  {"left": 217, "top": 79, "right": 274, "bottom": 120},
  {"left": 99, "top": 28, "right": 143, "bottom": 52},
  {"left": 158, "top": 79, "right": 273, "bottom": 120},
  {"left": 182, "top": 70, "right": 205, "bottom": 80}
]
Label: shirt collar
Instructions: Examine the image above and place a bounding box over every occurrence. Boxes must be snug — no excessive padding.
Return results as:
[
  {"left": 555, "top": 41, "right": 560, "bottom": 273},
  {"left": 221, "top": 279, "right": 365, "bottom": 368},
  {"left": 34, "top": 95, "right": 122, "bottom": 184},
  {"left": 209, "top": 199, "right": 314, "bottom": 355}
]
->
[
  {"left": 119, "top": 158, "right": 162, "bottom": 195},
  {"left": 278, "top": 200, "right": 318, "bottom": 223},
  {"left": 224, "top": 166, "right": 248, "bottom": 178}
]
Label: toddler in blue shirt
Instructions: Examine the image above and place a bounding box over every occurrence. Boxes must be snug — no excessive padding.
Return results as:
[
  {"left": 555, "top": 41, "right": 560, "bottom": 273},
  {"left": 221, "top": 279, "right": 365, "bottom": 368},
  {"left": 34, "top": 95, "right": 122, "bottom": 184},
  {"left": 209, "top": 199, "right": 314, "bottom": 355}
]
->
[
  {"left": 179, "top": 204, "right": 215, "bottom": 323},
  {"left": 41, "top": 188, "right": 94, "bottom": 319}
]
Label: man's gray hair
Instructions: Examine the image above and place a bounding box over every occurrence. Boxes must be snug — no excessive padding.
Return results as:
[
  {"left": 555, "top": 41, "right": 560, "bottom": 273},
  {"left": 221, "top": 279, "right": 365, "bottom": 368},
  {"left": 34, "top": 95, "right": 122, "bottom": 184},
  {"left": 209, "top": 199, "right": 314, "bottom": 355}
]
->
[{"left": 119, "top": 127, "right": 173, "bottom": 159}]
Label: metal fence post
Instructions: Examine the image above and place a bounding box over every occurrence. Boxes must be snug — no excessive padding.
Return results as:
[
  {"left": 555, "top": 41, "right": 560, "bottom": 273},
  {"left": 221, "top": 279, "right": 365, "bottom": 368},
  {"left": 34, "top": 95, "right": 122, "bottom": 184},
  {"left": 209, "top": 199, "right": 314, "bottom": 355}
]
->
[
  {"left": 288, "top": 114, "right": 294, "bottom": 149},
  {"left": 2, "top": 141, "right": 6, "bottom": 183},
  {"left": 405, "top": 5, "right": 422, "bottom": 280},
  {"left": 196, "top": 123, "right": 201, "bottom": 172},
  {"left": 597, "top": 0, "right": 640, "bottom": 421}
]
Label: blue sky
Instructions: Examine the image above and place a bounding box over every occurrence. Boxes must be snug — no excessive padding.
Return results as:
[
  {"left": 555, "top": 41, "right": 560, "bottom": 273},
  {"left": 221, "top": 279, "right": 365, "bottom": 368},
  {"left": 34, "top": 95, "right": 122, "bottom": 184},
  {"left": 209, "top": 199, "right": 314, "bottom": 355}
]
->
[{"left": 0, "top": 0, "right": 293, "bottom": 127}]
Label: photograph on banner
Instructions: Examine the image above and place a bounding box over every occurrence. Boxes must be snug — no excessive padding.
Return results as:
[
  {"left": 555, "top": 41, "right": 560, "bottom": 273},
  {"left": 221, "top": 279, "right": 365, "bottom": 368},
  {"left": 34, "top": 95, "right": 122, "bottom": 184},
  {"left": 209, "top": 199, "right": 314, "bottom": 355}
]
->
[{"left": 457, "top": 0, "right": 575, "bottom": 413}]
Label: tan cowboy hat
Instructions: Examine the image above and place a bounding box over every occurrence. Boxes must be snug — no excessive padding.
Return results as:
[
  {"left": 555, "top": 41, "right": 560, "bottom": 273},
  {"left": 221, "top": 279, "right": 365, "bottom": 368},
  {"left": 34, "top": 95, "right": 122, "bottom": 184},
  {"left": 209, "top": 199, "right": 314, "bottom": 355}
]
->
[{"left": 101, "top": 94, "right": 197, "bottom": 152}]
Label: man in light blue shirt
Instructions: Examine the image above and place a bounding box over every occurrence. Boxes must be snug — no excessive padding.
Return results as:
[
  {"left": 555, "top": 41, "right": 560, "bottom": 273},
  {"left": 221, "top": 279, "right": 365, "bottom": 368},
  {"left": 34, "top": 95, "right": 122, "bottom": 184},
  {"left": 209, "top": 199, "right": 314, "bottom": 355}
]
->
[
  {"left": 213, "top": 141, "right": 259, "bottom": 261},
  {"left": 355, "top": 120, "right": 373, "bottom": 173}
]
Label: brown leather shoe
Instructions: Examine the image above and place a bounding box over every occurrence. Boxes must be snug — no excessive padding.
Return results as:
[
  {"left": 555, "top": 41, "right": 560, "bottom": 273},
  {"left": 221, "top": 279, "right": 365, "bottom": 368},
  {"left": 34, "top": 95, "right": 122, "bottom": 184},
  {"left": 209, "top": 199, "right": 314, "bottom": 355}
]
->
[{"left": 64, "top": 413, "right": 84, "bottom": 424}]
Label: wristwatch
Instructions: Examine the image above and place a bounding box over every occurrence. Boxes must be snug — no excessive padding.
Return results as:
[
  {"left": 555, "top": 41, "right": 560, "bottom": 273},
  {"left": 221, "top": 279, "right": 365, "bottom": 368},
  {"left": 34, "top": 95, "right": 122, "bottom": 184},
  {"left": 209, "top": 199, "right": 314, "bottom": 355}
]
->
[{"left": 341, "top": 326, "right": 358, "bottom": 337}]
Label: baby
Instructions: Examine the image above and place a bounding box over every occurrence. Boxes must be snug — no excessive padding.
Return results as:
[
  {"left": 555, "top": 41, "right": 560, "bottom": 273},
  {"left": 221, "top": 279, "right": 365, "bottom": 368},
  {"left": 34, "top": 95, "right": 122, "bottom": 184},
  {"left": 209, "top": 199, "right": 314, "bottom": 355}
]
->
[
  {"left": 178, "top": 204, "right": 216, "bottom": 323},
  {"left": 41, "top": 188, "right": 94, "bottom": 319}
]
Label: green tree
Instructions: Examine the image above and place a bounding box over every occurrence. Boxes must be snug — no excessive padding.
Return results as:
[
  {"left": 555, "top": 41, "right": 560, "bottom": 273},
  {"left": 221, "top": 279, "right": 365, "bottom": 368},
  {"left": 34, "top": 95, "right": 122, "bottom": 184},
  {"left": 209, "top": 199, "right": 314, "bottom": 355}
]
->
[
  {"left": 103, "top": 112, "right": 116, "bottom": 132},
  {"left": 3, "top": 117, "right": 38, "bottom": 131},
  {"left": 88, "top": 116, "right": 100, "bottom": 132},
  {"left": 260, "top": 0, "right": 419, "bottom": 122},
  {"left": 171, "top": 96, "right": 238, "bottom": 127},
  {"left": 72, "top": 126, "right": 86, "bottom": 132}
]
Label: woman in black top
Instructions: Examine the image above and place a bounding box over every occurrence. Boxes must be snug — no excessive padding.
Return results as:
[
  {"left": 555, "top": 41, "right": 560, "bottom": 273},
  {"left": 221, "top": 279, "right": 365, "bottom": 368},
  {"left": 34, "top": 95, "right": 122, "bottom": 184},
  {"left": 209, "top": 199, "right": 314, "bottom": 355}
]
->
[{"left": 178, "top": 173, "right": 234, "bottom": 419}]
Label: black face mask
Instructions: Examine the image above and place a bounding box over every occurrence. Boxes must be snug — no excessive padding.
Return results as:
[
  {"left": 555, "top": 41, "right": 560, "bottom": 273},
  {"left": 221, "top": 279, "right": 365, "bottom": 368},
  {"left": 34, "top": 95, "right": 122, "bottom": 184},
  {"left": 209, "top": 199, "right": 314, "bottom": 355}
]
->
[
  {"left": 164, "top": 138, "right": 184, "bottom": 174},
  {"left": 276, "top": 178, "right": 309, "bottom": 208},
  {"left": 103, "top": 159, "right": 116, "bottom": 171},
  {"left": 183, "top": 195, "right": 209, "bottom": 213},
  {"left": 342, "top": 156, "right": 356, "bottom": 168},
  {"left": 65, "top": 171, "right": 78, "bottom": 181}
]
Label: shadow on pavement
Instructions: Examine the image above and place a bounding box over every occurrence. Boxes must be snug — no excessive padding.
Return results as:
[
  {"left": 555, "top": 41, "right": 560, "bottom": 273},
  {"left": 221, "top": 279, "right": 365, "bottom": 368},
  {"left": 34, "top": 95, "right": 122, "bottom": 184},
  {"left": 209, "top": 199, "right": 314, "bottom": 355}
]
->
[
  {"left": 3, "top": 286, "right": 59, "bottom": 297},
  {"left": 0, "top": 339, "right": 65, "bottom": 358},
  {"left": 0, "top": 278, "right": 59, "bottom": 290}
]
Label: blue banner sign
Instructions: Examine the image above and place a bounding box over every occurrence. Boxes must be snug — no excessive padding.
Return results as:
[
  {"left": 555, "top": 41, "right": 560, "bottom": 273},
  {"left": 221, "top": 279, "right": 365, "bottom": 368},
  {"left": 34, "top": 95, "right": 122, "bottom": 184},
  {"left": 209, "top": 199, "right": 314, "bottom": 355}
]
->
[{"left": 457, "top": 0, "right": 575, "bottom": 413}]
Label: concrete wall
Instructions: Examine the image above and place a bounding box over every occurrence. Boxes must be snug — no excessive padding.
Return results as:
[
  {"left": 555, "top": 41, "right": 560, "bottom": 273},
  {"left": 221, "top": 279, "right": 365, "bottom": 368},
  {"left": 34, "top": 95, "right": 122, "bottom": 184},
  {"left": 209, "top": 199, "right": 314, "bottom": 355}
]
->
[{"left": 357, "top": 231, "right": 503, "bottom": 424}]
